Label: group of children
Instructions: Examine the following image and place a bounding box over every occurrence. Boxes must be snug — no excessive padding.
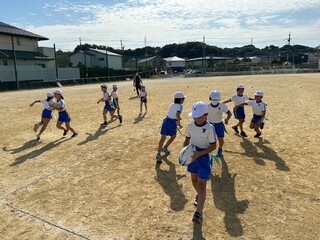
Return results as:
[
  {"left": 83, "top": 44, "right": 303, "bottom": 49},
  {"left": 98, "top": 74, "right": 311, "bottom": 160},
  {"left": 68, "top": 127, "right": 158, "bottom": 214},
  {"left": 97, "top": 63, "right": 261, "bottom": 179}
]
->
[
  {"left": 156, "top": 84, "right": 267, "bottom": 225},
  {"left": 30, "top": 81, "right": 266, "bottom": 226},
  {"left": 30, "top": 89, "right": 78, "bottom": 140}
]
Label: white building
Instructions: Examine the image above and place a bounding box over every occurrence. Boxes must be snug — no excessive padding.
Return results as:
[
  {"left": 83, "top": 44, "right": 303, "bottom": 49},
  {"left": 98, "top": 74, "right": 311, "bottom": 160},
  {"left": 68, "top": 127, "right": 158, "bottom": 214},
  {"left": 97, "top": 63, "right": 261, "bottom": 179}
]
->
[
  {"left": 0, "top": 21, "right": 79, "bottom": 87},
  {"left": 163, "top": 56, "right": 185, "bottom": 72},
  {"left": 70, "top": 48, "right": 122, "bottom": 70}
]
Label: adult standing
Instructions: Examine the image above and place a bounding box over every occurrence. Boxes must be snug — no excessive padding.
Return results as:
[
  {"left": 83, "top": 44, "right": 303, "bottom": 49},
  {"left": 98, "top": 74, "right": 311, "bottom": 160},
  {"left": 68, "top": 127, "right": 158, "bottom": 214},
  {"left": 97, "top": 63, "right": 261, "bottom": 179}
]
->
[{"left": 133, "top": 73, "right": 143, "bottom": 96}]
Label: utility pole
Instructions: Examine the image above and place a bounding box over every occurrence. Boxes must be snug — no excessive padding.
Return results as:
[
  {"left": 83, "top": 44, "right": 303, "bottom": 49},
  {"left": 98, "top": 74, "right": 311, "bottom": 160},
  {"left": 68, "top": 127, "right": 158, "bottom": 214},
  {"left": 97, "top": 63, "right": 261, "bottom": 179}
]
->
[
  {"left": 120, "top": 39, "right": 125, "bottom": 77},
  {"left": 105, "top": 49, "right": 109, "bottom": 80},
  {"left": 202, "top": 36, "right": 206, "bottom": 73},
  {"left": 287, "top": 33, "right": 291, "bottom": 45},
  {"left": 11, "top": 36, "right": 19, "bottom": 89},
  {"left": 53, "top": 43, "right": 58, "bottom": 79},
  {"left": 251, "top": 38, "right": 253, "bottom": 45},
  {"left": 79, "top": 37, "right": 82, "bottom": 46},
  {"left": 144, "top": 36, "right": 147, "bottom": 74}
]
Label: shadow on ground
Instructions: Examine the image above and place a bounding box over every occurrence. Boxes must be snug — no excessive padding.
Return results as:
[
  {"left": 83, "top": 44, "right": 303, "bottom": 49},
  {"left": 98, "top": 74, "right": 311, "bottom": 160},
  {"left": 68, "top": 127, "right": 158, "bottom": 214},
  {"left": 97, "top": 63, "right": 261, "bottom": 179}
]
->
[{"left": 211, "top": 156, "right": 249, "bottom": 237}]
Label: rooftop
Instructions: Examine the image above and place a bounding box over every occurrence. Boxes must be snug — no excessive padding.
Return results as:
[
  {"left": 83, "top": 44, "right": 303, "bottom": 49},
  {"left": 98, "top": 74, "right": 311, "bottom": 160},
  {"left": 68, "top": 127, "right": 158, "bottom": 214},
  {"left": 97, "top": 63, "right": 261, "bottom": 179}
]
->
[{"left": 0, "top": 22, "right": 48, "bottom": 41}]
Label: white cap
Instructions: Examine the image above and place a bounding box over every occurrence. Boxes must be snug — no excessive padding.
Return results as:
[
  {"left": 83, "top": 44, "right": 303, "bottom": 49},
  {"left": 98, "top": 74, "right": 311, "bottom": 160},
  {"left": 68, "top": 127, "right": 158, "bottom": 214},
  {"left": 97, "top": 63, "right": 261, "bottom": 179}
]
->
[
  {"left": 54, "top": 89, "right": 62, "bottom": 95},
  {"left": 174, "top": 91, "right": 186, "bottom": 99},
  {"left": 47, "top": 92, "right": 54, "bottom": 97},
  {"left": 101, "top": 83, "right": 107, "bottom": 88},
  {"left": 113, "top": 84, "right": 118, "bottom": 88},
  {"left": 209, "top": 90, "right": 220, "bottom": 100},
  {"left": 188, "top": 101, "right": 208, "bottom": 118},
  {"left": 237, "top": 84, "right": 245, "bottom": 89},
  {"left": 255, "top": 91, "right": 264, "bottom": 97}
]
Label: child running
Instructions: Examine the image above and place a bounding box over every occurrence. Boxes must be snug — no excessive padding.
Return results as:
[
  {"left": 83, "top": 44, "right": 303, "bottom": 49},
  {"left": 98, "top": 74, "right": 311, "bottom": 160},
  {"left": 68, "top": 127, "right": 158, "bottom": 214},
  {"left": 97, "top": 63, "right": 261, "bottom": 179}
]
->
[
  {"left": 139, "top": 85, "right": 148, "bottom": 115},
  {"left": 111, "top": 84, "right": 121, "bottom": 117},
  {"left": 207, "top": 90, "right": 232, "bottom": 157},
  {"left": 235, "top": 91, "right": 267, "bottom": 138},
  {"left": 30, "top": 92, "right": 55, "bottom": 140},
  {"left": 223, "top": 84, "right": 253, "bottom": 137},
  {"left": 183, "top": 101, "right": 217, "bottom": 225},
  {"left": 156, "top": 91, "right": 185, "bottom": 162},
  {"left": 97, "top": 83, "right": 122, "bottom": 127},
  {"left": 53, "top": 89, "right": 78, "bottom": 138}
]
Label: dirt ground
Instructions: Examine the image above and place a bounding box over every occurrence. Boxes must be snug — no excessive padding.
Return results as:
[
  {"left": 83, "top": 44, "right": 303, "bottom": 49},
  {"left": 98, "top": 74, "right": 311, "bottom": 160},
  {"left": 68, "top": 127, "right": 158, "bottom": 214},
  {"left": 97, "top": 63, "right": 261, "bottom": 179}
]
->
[{"left": 0, "top": 74, "right": 320, "bottom": 240}]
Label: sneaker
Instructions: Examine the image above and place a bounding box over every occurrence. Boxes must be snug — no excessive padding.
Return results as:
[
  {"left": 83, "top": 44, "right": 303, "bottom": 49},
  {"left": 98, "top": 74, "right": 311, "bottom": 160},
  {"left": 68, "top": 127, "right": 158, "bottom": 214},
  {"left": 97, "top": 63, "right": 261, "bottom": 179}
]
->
[
  {"left": 232, "top": 126, "right": 239, "bottom": 134},
  {"left": 101, "top": 122, "right": 108, "bottom": 127},
  {"left": 71, "top": 132, "right": 78, "bottom": 138},
  {"left": 156, "top": 153, "right": 162, "bottom": 163},
  {"left": 193, "top": 195, "right": 198, "bottom": 207},
  {"left": 254, "top": 132, "right": 262, "bottom": 138},
  {"left": 63, "top": 130, "right": 69, "bottom": 136},
  {"left": 36, "top": 135, "right": 40, "bottom": 140},
  {"left": 33, "top": 123, "right": 40, "bottom": 132},
  {"left": 119, "top": 115, "right": 123, "bottom": 123},
  {"left": 161, "top": 147, "right": 171, "bottom": 155},
  {"left": 216, "top": 148, "right": 223, "bottom": 157},
  {"left": 139, "top": 112, "right": 142, "bottom": 116},
  {"left": 192, "top": 211, "right": 202, "bottom": 225},
  {"left": 260, "top": 122, "right": 265, "bottom": 129},
  {"left": 240, "top": 131, "right": 248, "bottom": 137}
]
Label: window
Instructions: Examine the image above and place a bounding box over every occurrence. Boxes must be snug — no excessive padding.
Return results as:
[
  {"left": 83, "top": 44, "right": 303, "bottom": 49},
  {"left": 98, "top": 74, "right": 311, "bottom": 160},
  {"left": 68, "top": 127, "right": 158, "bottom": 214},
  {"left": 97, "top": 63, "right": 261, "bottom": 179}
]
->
[
  {"left": 98, "top": 58, "right": 104, "bottom": 61},
  {"left": 16, "top": 37, "right": 21, "bottom": 46}
]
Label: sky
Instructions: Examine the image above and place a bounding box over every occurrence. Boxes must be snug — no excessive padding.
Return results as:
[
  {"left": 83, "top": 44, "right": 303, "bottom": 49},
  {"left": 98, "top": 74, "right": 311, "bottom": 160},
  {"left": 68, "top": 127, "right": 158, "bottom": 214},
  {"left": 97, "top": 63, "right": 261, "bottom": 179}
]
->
[{"left": 1, "top": 0, "right": 320, "bottom": 51}]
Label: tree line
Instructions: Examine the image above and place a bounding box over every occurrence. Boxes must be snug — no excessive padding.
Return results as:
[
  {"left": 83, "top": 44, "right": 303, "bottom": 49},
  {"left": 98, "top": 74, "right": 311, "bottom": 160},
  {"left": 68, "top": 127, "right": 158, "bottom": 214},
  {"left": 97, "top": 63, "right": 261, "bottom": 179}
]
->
[{"left": 56, "top": 42, "right": 318, "bottom": 67}]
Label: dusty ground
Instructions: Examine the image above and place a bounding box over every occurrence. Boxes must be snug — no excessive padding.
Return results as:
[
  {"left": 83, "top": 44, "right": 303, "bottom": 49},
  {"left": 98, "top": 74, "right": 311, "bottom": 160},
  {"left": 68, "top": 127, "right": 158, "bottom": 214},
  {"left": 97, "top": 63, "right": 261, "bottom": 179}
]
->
[{"left": 0, "top": 74, "right": 319, "bottom": 240}]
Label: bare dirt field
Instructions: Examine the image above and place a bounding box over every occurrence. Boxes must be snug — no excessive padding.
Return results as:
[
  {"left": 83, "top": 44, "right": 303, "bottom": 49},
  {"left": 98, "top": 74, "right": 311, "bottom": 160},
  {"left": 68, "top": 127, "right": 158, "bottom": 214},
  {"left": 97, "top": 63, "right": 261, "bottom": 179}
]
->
[{"left": 0, "top": 74, "right": 320, "bottom": 240}]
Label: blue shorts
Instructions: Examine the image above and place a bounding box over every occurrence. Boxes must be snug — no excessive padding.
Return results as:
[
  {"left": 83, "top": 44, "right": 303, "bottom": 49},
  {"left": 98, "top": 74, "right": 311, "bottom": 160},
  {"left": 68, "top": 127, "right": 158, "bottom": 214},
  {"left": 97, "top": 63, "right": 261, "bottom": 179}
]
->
[
  {"left": 113, "top": 98, "right": 119, "bottom": 108},
  {"left": 160, "top": 117, "right": 177, "bottom": 136},
  {"left": 41, "top": 109, "right": 52, "bottom": 119},
  {"left": 104, "top": 102, "right": 115, "bottom": 111},
  {"left": 251, "top": 114, "right": 262, "bottom": 125},
  {"left": 211, "top": 122, "right": 225, "bottom": 138},
  {"left": 141, "top": 97, "right": 147, "bottom": 103},
  {"left": 58, "top": 111, "right": 71, "bottom": 122},
  {"left": 234, "top": 106, "right": 245, "bottom": 120},
  {"left": 187, "top": 152, "right": 212, "bottom": 180}
]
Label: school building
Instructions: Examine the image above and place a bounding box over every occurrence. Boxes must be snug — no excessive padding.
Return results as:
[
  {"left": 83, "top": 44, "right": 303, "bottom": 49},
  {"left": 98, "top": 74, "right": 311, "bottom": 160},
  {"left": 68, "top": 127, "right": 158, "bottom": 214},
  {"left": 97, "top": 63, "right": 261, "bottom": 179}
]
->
[{"left": 0, "top": 21, "right": 79, "bottom": 90}]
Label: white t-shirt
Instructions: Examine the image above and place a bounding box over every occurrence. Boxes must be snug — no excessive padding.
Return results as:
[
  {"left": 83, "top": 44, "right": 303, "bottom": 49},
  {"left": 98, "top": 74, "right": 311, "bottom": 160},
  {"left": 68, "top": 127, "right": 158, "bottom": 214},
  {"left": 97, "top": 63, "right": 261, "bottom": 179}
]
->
[
  {"left": 56, "top": 99, "right": 66, "bottom": 111},
  {"left": 247, "top": 101, "right": 267, "bottom": 115},
  {"left": 231, "top": 94, "right": 250, "bottom": 106},
  {"left": 111, "top": 90, "right": 118, "bottom": 99},
  {"left": 167, "top": 103, "right": 183, "bottom": 119},
  {"left": 207, "top": 103, "right": 230, "bottom": 124},
  {"left": 185, "top": 121, "right": 216, "bottom": 149},
  {"left": 40, "top": 99, "right": 51, "bottom": 110},
  {"left": 103, "top": 91, "right": 110, "bottom": 100},
  {"left": 140, "top": 90, "right": 147, "bottom": 98}
]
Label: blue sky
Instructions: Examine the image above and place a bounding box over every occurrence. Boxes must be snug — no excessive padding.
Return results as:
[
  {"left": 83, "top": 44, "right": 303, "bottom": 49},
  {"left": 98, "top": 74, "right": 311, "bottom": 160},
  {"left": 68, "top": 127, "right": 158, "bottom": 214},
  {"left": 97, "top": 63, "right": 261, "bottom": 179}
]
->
[{"left": 1, "top": 0, "right": 319, "bottom": 51}]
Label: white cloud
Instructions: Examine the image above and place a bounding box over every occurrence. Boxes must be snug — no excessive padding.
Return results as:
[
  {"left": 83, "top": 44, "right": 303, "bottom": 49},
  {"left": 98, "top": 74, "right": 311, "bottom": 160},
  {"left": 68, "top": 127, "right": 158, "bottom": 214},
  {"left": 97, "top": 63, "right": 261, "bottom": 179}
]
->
[{"left": 25, "top": 0, "right": 320, "bottom": 51}]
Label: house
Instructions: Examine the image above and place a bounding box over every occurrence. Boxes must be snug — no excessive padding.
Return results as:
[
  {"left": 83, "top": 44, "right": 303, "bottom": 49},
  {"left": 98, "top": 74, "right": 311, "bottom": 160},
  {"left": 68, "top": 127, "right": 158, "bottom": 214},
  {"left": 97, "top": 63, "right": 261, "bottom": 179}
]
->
[
  {"left": 186, "top": 56, "right": 233, "bottom": 69},
  {"left": 70, "top": 48, "right": 122, "bottom": 70},
  {"left": 0, "top": 21, "right": 79, "bottom": 89},
  {"left": 136, "top": 56, "right": 165, "bottom": 72},
  {"left": 163, "top": 56, "right": 185, "bottom": 73}
]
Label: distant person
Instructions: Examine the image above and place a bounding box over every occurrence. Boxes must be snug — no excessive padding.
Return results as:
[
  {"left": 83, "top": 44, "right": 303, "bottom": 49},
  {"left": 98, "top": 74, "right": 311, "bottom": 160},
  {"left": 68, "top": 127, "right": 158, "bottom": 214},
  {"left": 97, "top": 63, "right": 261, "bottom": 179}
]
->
[
  {"left": 53, "top": 89, "right": 78, "bottom": 138},
  {"left": 234, "top": 91, "right": 267, "bottom": 138},
  {"left": 156, "top": 91, "right": 185, "bottom": 163},
  {"left": 30, "top": 92, "right": 55, "bottom": 140},
  {"left": 97, "top": 84, "right": 122, "bottom": 127},
  {"left": 183, "top": 102, "right": 217, "bottom": 225},
  {"left": 207, "top": 90, "right": 232, "bottom": 157},
  {"left": 133, "top": 73, "right": 143, "bottom": 96},
  {"left": 139, "top": 85, "right": 148, "bottom": 115},
  {"left": 223, "top": 84, "right": 253, "bottom": 137}
]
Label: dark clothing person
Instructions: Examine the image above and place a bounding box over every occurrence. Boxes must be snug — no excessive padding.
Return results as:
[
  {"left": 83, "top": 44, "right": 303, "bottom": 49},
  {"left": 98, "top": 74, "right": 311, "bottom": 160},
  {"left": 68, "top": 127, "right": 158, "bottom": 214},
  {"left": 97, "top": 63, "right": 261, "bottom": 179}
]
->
[{"left": 133, "top": 74, "right": 143, "bottom": 96}]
